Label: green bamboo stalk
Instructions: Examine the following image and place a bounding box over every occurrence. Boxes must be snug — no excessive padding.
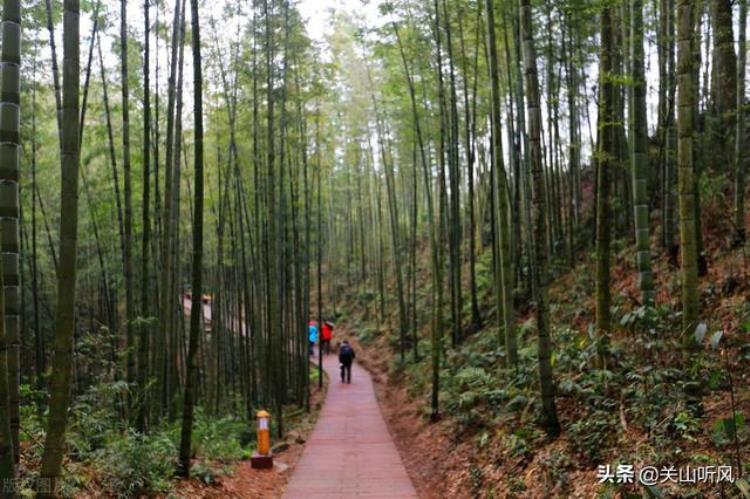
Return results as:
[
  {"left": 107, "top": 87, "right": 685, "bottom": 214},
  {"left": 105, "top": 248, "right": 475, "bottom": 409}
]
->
[
  {"left": 520, "top": 0, "right": 561, "bottom": 438},
  {"left": 676, "top": 0, "right": 700, "bottom": 341},
  {"left": 630, "top": 0, "right": 655, "bottom": 304},
  {"left": 39, "top": 0, "right": 80, "bottom": 494}
]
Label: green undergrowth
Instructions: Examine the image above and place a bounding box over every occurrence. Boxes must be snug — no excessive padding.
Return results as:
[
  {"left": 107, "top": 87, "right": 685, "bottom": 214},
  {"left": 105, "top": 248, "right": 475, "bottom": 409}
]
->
[
  {"left": 19, "top": 360, "right": 327, "bottom": 496},
  {"left": 20, "top": 382, "right": 255, "bottom": 496}
]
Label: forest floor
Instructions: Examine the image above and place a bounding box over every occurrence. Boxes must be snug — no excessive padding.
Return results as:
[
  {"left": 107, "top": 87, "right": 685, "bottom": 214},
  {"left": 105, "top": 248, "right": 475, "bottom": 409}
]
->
[{"left": 333, "top": 203, "right": 750, "bottom": 498}]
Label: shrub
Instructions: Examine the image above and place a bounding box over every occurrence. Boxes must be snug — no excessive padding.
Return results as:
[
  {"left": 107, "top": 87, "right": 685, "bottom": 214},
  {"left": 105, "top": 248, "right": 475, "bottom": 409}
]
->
[
  {"left": 568, "top": 409, "right": 617, "bottom": 464},
  {"left": 94, "top": 430, "right": 177, "bottom": 497},
  {"left": 502, "top": 426, "right": 542, "bottom": 459},
  {"left": 191, "top": 410, "right": 248, "bottom": 461},
  {"left": 356, "top": 288, "right": 376, "bottom": 306},
  {"left": 443, "top": 366, "right": 495, "bottom": 421},
  {"left": 357, "top": 324, "right": 379, "bottom": 345},
  {"left": 538, "top": 451, "right": 572, "bottom": 494}
]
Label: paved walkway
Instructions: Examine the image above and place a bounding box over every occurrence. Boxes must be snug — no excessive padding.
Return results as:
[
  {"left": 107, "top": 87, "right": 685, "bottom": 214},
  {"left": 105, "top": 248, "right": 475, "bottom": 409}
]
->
[{"left": 284, "top": 350, "right": 418, "bottom": 498}]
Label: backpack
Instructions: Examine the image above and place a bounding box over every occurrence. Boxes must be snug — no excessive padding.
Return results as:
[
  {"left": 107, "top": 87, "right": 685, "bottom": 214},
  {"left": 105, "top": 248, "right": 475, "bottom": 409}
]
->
[{"left": 339, "top": 344, "right": 354, "bottom": 363}]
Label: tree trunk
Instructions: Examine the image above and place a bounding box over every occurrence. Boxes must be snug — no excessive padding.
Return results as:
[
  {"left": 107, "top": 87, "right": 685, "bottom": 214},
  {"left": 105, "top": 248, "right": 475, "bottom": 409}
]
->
[
  {"left": 157, "top": 0, "right": 185, "bottom": 417},
  {"left": 44, "top": 0, "right": 62, "bottom": 134},
  {"left": 31, "top": 44, "right": 44, "bottom": 393},
  {"left": 519, "top": 0, "right": 561, "bottom": 438},
  {"left": 563, "top": 19, "right": 579, "bottom": 267},
  {"left": 630, "top": 0, "right": 655, "bottom": 304},
  {"left": 39, "top": 0, "right": 80, "bottom": 492},
  {"left": 595, "top": 2, "right": 616, "bottom": 366},
  {"left": 121, "top": 0, "right": 136, "bottom": 396},
  {"left": 513, "top": 0, "right": 534, "bottom": 294},
  {"left": 97, "top": 32, "right": 125, "bottom": 276},
  {"left": 138, "top": 0, "right": 152, "bottom": 432},
  {"left": 485, "top": 0, "right": 516, "bottom": 366},
  {"left": 0, "top": 243, "right": 13, "bottom": 481},
  {"left": 662, "top": 0, "right": 678, "bottom": 257},
  {"left": 0, "top": 0, "right": 22, "bottom": 466},
  {"left": 734, "top": 0, "right": 747, "bottom": 245},
  {"left": 458, "top": 5, "right": 481, "bottom": 331},
  {"left": 0, "top": 0, "right": 21, "bottom": 478},
  {"left": 442, "top": 0, "right": 463, "bottom": 347},
  {"left": 677, "top": 0, "right": 700, "bottom": 341},
  {"left": 178, "top": 0, "right": 205, "bottom": 477},
  {"left": 710, "top": 0, "right": 736, "bottom": 117}
]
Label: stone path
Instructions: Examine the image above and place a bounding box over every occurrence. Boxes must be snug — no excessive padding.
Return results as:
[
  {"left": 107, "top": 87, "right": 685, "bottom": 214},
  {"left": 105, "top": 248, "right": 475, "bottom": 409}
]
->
[{"left": 284, "top": 350, "right": 418, "bottom": 498}]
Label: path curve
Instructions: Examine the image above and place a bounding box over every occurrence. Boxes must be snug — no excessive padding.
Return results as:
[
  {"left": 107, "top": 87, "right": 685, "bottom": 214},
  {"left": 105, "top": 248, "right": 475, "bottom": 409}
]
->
[{"left": 284, "top": 350, "right": 418, "bottom": 498}]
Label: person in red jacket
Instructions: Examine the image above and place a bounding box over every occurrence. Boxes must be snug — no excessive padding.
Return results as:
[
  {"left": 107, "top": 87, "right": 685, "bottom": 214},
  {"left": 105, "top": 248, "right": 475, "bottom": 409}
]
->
[{"left": 321, "top": 320, "right": 333, "bottom": 355}]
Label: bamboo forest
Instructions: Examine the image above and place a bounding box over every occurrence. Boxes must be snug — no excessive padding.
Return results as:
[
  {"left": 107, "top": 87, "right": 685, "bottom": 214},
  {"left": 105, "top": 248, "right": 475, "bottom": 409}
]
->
[{"left": 0, "top": 0, "right": 750, "bottom": 496}]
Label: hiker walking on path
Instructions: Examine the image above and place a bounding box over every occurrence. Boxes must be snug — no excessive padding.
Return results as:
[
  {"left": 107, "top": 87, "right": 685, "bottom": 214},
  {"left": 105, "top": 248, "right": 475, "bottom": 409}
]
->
[
  {"left": 338, "top": 340, "right": 356, "bottom": 384},
  {"left": 308, "top": 320, "right": 318, "bottom": 356},
  {"left": 321, "top": 320, "right": 333, "bottom": 355}
]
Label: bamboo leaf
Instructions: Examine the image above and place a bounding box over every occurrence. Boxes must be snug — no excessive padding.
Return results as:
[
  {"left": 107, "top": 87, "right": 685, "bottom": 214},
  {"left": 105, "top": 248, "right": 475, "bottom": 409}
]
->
[
  {"left": 710, "top": 330, "right": 723, "bottom": 350},
  {"left": 736, "top": 478, "right": 750, "bottom": 499},
  {"left": 693, "top": 322, "right": 707, "bottom": 343},
  {"left": 643, "top": 483, "right": 664, "bottom": 498}
]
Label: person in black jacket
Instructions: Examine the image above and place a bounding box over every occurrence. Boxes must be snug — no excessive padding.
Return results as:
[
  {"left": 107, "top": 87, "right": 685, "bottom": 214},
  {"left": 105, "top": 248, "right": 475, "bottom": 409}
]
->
[{"left": 338, "top": 340, "right": 356, "bottom": 384}]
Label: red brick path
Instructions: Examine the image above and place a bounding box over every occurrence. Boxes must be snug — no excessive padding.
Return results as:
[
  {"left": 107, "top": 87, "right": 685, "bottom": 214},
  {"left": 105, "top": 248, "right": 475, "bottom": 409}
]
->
[{"left": 284, "top": 351, "right": 418, "bottom": 498}]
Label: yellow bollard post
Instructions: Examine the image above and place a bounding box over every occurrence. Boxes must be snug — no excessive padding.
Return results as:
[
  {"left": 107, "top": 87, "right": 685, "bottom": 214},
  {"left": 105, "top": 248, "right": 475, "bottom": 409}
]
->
[
  {"left": 251, "top": 410, "right": 274, "bottom": 469},
  {"left": 257, "top": 410, "right": 271, "bottom": 455}
]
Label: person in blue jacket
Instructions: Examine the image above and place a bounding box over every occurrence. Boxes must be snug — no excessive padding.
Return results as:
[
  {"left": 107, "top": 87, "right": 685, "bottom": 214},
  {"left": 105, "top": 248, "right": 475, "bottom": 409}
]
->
[{"left": 308, "top": 320, "right": 318, "bottom": 356}]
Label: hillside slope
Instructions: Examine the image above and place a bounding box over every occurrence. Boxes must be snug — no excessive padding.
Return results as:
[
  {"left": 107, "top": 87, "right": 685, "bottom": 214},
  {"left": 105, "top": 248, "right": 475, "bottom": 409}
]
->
[{"left": 335, "top": 206, "right": 750, "bottom": 498}]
